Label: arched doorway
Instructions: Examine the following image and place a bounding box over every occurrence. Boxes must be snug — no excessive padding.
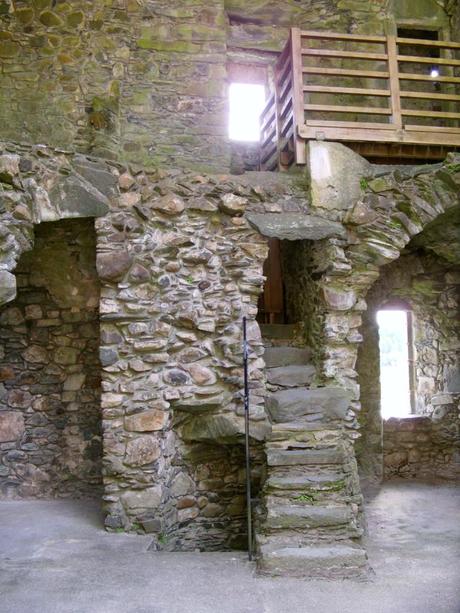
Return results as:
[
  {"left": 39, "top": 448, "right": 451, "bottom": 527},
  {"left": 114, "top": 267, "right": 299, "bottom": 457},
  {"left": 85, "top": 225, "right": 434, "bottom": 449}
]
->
[{"left": 0, "top": 219, "right": 102, "bottom": 498}]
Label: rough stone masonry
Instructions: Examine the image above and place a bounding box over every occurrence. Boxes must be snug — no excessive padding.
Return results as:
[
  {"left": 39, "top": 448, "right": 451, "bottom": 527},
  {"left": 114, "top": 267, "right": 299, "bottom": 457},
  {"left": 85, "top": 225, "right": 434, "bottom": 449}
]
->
[
  {"left": 0, "top": 0, "right": 459, "bottom": 580},
  {"left": 0, "top": 139, "right": 459, "bottom": 577}
]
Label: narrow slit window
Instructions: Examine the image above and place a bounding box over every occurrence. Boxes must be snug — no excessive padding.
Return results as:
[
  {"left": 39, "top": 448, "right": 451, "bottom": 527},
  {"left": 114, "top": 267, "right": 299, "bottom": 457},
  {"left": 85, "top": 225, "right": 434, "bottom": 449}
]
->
[
  {"left": 377, "top": 309, "right": 414, "bottom": 419},
  {"left": 228, "top": 83, "right": 266, "bottom": 142}
]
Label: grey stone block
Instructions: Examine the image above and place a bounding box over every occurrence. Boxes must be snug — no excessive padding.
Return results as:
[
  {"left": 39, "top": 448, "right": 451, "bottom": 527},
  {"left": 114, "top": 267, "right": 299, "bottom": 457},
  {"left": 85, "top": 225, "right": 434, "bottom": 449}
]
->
[
  {"left": 258, "top": 543, "right": 368, "bottom": 578},
  {"left": 266, "top": 447, "right": 344, "bottom": 466},
  {"left": 246, "top": 212, "right": 346, "bottom": 240},
  {"left": 265, "top": 503, "right": 351, "bottom": 529},
  {"left": 266, "top": 364, "right": 316, "bottom": 387},
  {"left": 266, "top": 387, "right": 350, "bottom": 423},
  {"left": 264, "top": 346, "right": 312, "bottom": 368}
]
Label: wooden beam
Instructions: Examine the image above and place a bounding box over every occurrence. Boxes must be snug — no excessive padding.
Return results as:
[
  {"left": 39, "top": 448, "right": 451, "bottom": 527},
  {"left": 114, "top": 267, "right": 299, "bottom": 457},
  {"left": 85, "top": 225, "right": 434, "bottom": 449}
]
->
[
  {"left": 303, "top": 85, "right": 390, "bottom": 96},
  {"left": 304, "top": 103, "right": 391, "bottom": 114},
  {"left": 400, "top": 90, "right": 460, "bottom": 102},
  {"left": 298, "top": 124, "right": 460, "bottom": 146},
  {"left": 301, "top": 30, "right": 386, "bottom": 43},
  {"left": 305, "top": 119, "right": 392, "bottom": 130},
  {"left": 397, "top": 55, "right": 460, "bottom": 66},
  {"left": 405, "top": 124, "right": 460, "bottom": 134},
  {"left": 387, "top": 34, "right": 403, "bottom": 129},
  {"left": 396, "top": 37, "right": 460, "bottom": 49},
  {"left": 302, "top": 48, "right": 388, "bottom": 61},
  {"left": 401, "top": 109, "right": 460, "bottom": 119},
  {"left": 302, "top": 66, "right": 390, "bottom": 79},
  {"left": 398, "top": 73, "right": 460, "bottom": 84},
  {"left": 291, "top": 28, "right": 307, "bottom": 165}
]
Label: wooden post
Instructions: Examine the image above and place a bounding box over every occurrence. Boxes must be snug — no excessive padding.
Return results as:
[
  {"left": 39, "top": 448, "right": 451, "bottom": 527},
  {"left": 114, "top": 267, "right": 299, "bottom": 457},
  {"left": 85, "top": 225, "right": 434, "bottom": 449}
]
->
[
  {"left": 386, "top": 35, "right": 403, "bottom": 130},
  {"left": 290, "top": 28, "right": 307, "bottom": 164},
  {"left": 273, "top": 56, "right": 283, "bottom": 170}
]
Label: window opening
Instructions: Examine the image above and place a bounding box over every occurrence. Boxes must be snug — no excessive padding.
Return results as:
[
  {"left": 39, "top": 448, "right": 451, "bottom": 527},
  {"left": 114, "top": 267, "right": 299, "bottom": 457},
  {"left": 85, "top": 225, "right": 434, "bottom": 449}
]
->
[
  {"left": 228, "top": 83, "right": 266, "bottom": 142},
  {"left": 377, "top": 308, "right": 415, "bottom": 419}
]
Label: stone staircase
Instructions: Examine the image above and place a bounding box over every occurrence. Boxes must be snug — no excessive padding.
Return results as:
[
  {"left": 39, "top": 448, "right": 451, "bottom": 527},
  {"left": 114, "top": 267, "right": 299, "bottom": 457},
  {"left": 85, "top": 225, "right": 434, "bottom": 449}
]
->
[{"left": 256, "top": 325, "right": 367, "bottom": 578}]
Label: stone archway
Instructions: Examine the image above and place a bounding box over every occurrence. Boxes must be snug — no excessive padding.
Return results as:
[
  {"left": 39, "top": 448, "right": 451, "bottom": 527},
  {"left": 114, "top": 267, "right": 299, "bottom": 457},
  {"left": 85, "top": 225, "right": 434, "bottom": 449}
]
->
[
  {"left": 356, "top": 207, "right": 460, "bottom": 485},
  {"left": 0, "top": 146, "right": 111, "bottom": 498},
  {"left": 0, "top": 148, "right": 111, "bottom": 309},
  {"left": 311, "top": 150, "right": 460, "bottom": 556}
]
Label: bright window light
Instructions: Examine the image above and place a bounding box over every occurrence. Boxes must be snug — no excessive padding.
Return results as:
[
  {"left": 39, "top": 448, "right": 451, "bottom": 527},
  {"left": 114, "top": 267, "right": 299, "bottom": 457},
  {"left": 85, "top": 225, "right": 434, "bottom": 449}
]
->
[
  {"left": 228, "top": 83, "right": 266, "bottom": 142},
  {"left": 377, "top": 310, "right": 412, "bottom": 419}
]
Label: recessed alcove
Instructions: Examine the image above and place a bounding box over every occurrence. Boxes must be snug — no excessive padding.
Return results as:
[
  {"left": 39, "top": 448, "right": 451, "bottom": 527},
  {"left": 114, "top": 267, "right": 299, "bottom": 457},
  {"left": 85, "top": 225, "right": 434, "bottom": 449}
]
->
[{"left": 0, "top": 219, "right": 102, "bottom": 499}]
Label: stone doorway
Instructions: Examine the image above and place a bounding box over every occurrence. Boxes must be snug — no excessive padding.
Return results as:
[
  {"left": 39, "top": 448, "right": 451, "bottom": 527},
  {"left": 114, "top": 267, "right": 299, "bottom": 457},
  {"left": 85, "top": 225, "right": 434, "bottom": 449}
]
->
[
  {"left": 0, "top": 219, "right": 102, "bottom": 499},
  {"left": 356, "top": 209, "right": 460, "bottom": 486}
]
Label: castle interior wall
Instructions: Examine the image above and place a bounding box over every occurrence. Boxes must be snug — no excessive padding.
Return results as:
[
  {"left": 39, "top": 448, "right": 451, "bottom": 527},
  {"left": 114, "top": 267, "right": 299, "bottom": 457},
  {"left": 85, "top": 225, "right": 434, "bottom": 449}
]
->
[
  {"left": 357, "top": 244, "right": 460, "bottom": 483},
  {"left": 0, "top": 219, "right": 102, "bottom": 498}
]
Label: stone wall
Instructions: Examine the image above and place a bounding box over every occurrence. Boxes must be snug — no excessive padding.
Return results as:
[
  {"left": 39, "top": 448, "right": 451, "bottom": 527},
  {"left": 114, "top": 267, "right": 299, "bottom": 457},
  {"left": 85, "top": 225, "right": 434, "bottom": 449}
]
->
[
  {"left": 384, "top": 395, "right": 460, "bottom": 480},
  {"left": 0, "top": 219, "right": 102, "bottom": 498},
  {"left": 1, "top": 1, "right": 455, "bottom": 174},
  {"left": 95, "top": 167, "right": 273, "bottom": 538},
  {"left": 0, "top": 0, "right": 229, "bottom": 171},
  {"left": 1, "top": 139, "right": 459, "bottom": 569},
  {"left": 356, "top": 245, "right": 460, "bottom": 482},
  {"left": 0, "top": 140, "right": 311, "bottom": 548}
]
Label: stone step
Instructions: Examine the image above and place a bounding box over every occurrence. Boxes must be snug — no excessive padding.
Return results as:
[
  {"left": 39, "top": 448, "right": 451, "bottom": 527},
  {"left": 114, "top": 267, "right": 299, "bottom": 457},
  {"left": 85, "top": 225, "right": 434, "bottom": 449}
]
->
[
  {"left": 266, "top": 471, "right": 345, "bottom": 492},
  {"left": 266, "top": 387, "right": 350, "bottom": 423},
  {"left": 266, "top": 364, "right": 316, "bottom": 387},
  {"left": 263, "top": 346, "right": 312, "bottom": 368},
  {"left": 271, "top": 421, "right": 341, "bottom": 433},
  {"left": 260, "top": 324, "right": 297, "bottom": 340},
  {"left": 257, "top": 542, "right": 368, "bottom": 578},
  {"left": 265, "top": 503, "right": 351, "bottom": 530},
  {"left": 266, "top": 447, "right": 344, "bottom": 466}
]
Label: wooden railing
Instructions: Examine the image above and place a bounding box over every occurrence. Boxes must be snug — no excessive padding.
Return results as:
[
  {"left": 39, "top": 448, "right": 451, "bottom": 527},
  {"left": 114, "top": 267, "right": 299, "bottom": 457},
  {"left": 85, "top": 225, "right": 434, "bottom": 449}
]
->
[{"left": 260, "top": 29, "right": 460, "bottom": 169}]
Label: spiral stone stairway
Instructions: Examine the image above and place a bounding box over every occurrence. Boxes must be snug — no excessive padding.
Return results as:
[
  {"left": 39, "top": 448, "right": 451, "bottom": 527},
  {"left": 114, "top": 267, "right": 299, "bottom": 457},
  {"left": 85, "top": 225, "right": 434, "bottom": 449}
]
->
[{"left": 256, "top": 325, "right": 368, "bottom": 578}]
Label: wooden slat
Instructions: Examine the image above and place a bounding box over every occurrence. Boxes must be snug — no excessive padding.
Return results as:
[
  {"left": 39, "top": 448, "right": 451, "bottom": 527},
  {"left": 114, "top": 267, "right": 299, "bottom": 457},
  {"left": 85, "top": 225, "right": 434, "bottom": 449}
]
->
[
  {"left": 401, "top": 109, "right": 460, "bottom": 119},
  {"left": 400, "top": 90, "right": 460, "bottom": 102},
  {"left": 260, "top": 93, "right": 275, "bottom": 120},
  {"left": 261, "top": 128, "right": 276, "bottom": 149},
  {"left": 302, "top": 48, "right": 388, "bottom": 60},
  {"left": 276, "top": 40, "right": 291, "bottom": 71},
  {"left": 305, "top": 119, "right": 392, "bottom": 130},
  {"left": 387, "top": 34, "right": 403, "bottom": 129},
  {"left": 398, "top": 73, "right": 460, "bottom": 84},
  {"left": 298, "top": 124, "right": 460, "bottom": 146},
  {"left": 350, "top": 142, "right": 455, "bottom": 160},
  {"left": 397, "top": 55, "right": 460, "bottom": 66},
  {"left": 280, "top": 114, "right": 294, "bottom": 138},
  {"left": 303, "top": 85, "right": 390, "bottom": 96},
  {"left": 277, "top": 60, "right": 292, "bottom": 93},
  {"left": 303, "top": 66, "right": 389, "bottom": 79},
  {"left": 260, "top": 143, "right": 277, "bottom": 164},
  {"left": 280, "top": 117, "right": 294, "bottom": 138},
  {"left": 279, "top": 94, "right": 293, "bottom": 121},
  {"left": 305, "top": 103, "right": 392, "bottom": 115},
  {"left": 301, "top": 30, "right": 385, "bottom": 43},
  {"left": 261, "top": 117, "right": 276, "bottom": 136},
  {"left": 405, "top": 124, "right": 460, "bottom": 134},
  {"left": 291, "top": 28, "right": 306, "bottom": 165},
  {"left": 278, "top": 76, "right": 292, "bottom": 105},
  {"left": 396, "top": 37, "right": 460, "bottom": 50},
  {"left": 261, "top": 106, "right": 276, "bottom": 127}
]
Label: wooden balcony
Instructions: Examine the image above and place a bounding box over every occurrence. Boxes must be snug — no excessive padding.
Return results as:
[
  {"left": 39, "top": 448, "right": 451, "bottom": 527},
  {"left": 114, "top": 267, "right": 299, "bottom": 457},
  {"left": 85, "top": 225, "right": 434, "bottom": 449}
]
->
[{"left": 260, "top": 29, "right": 460, "bottom": 169}]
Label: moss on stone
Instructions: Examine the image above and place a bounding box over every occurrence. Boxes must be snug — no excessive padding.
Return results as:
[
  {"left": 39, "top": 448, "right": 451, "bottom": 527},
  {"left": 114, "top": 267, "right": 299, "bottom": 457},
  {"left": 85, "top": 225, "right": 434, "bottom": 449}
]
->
[
  {"left": 67, "top": 11, "right": 84, "bottom": 27},
  {"left": 39, "top": 10, "right": 64, "bottom": 27}
]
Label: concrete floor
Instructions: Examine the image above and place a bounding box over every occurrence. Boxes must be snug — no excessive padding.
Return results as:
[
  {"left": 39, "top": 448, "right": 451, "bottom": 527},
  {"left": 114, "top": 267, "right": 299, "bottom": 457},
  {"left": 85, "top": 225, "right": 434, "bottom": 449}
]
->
[{"left": 0, "top": 480, "right": 459, "bottom": 613}]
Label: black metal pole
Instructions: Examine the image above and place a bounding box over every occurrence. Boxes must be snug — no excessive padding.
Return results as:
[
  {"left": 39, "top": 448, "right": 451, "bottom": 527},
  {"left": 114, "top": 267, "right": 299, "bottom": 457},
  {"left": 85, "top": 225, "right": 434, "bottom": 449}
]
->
[{"left": 242, "top": 316, "right": 253, "bottom": 561}]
